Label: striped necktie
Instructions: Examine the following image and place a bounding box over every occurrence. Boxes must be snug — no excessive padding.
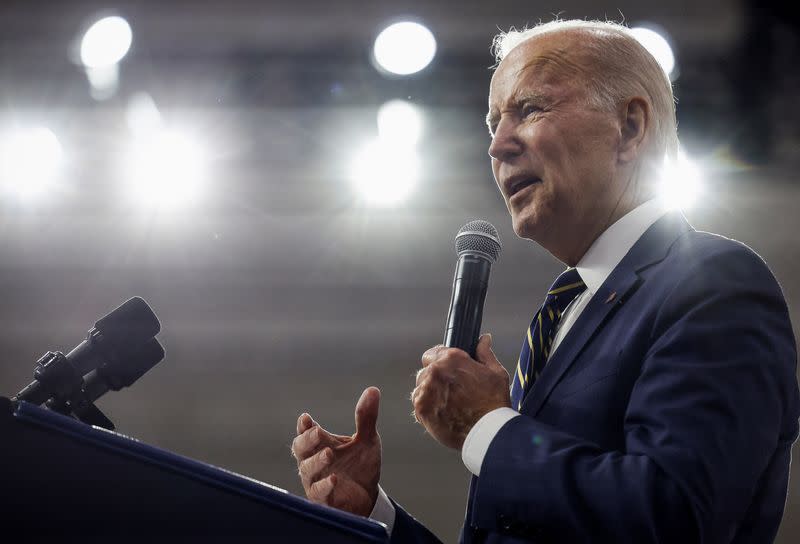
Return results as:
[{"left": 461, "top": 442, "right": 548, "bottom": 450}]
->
[{"left": 510, "top": 268, "right": 586, "bottom": 410}]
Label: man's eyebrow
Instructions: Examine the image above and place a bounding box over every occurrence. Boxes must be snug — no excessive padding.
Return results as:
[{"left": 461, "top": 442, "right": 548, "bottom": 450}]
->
[
  {"left": 485, "top": 51, "right": 577, "bottom": 132},
  {"left": 486, "top": 110, "right": 497, "bottom": 129},
  {"left": 512, "top": 90, "right": 550, "bottom": 104},
  {"left": 486, "top": 90, "right": 550, "bottom": 130}
]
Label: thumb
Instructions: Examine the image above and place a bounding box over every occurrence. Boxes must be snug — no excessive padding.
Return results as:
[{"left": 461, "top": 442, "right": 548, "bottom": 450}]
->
[
  {"left": 354, "top": 386, "right": 381, "bottom": 440},
  {"left": 475, "top": 333, "right": 503, "bottom": 369}
]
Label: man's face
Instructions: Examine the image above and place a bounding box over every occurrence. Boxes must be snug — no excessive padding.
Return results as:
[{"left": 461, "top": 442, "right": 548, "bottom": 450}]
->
[{"left": 487, "top": 33, "right": 625, "bottom": 257}]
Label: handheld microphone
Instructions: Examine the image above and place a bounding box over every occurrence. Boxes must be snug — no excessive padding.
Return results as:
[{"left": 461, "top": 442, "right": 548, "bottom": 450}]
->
[{"left": 443, "top": 220, "right": 502, "bottom": 358}]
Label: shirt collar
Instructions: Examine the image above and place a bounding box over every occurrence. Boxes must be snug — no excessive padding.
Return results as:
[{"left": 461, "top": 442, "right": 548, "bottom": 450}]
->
[{"left": 576, "top": 198, "right": 670, "bottom": 295}]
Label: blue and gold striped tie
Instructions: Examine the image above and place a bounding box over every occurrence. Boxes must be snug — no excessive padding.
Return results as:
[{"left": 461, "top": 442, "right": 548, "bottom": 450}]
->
[{"left": 510, "top": 268, "right": 586, "bottom": 410}]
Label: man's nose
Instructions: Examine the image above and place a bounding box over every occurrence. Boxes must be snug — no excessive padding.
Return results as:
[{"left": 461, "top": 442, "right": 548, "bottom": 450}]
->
[{"left": 488, "top": 117, "right": 523, "bottom": 161}]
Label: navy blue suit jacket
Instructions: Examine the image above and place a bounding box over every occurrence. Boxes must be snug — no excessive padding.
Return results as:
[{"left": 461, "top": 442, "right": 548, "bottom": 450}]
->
[{"left": 391, "top": 212, "right": 799, "bottom": 543}]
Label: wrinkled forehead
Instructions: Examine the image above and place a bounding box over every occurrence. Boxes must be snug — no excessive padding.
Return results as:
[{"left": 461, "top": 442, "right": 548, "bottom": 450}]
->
[{"left": 489, "top": 35, "right": 589, "bottom": 103}]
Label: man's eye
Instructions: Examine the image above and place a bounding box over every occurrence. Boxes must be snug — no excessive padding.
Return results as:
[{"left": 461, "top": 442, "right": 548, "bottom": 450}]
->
[{"left": 521, "top": 104, "right": 541, "bottom": 118}]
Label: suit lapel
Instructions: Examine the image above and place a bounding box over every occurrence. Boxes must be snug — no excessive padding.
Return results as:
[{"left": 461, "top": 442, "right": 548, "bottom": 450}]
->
[
  {"left": 522, "top": 267, "right": 639, "bottom": 415},
  {"left": 522, "top": 211, "right": 693, "bottom": 416}
]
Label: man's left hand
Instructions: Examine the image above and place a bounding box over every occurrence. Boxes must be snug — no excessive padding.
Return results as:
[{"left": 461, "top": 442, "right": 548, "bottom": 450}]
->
[{"left": 412, "top": 333, "right": 511, "bottom": 450}]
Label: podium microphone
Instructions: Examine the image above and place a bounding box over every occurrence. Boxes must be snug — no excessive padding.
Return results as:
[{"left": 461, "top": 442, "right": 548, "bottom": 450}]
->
[
  {"left": 443, "top": 220, "right": 502, "bottom": 358},
  {"left": 13, "top": 297, "right": 161, "bottom": 405},
  {"left": 81, "top": 337, "right": 165, "bottom": 403}
]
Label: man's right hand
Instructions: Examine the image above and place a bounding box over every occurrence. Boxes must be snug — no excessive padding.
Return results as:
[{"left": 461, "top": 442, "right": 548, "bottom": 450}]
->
[{"left": 291, "top": 386, "right": 382, "bottom": 517}]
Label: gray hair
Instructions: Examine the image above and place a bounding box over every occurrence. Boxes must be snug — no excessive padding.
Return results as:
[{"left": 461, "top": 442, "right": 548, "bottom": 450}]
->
[{"left": 493, "top": 20, "right": 679, "bottom": 162}]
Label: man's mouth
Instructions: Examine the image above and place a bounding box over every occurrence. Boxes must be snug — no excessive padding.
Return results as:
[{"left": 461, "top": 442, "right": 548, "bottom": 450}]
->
[{"left": 506, "top": 177, "right": 541, "bottom": 199}]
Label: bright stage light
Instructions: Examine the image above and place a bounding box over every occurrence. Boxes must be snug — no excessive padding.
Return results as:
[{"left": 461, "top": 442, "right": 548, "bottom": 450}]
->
[
  {"left": 126, "top": 92, "right": 163, "bottom": 136},
  {"left": 660, "top": 150, "right": 702, "bottom": 210},
  {"left": 86, "top": 64, "right": 120, "bottom": 100},
  {"left": 377, "top": 100, "right": 423, "bottom": 147},
  {"left": 0, "top": 127, "right": 63, "bottom": 202},
  {"left": 351, "top": 101, "right": 423, "bottom": 206},
  {"left": 80, "top": 16, "right": 133, "bottom": 68},
  {"left": 123, "top": 129, "right": 206, "bottom": 210},
  {"left": 373, "top": 22, "right": 436, "bottom": 75},
  {"left": 631, "top": 27, "right": 675, "bottom": 78},
  {"left": 350, "top": 141, "right": 419, "bottom": 206}
]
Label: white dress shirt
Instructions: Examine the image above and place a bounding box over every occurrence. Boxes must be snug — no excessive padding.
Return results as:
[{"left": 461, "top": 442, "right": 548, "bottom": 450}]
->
[{"left": 370, "top": 198, "right": 670, "bottom": 534}]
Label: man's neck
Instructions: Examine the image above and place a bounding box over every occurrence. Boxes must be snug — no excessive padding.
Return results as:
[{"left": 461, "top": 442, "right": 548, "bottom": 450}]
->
[{"left": 556, "top": 189, "right": 651, "bottom": 267}]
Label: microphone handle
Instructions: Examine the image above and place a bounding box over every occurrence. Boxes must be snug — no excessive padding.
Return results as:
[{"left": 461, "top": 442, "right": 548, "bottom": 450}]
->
[
  {"left": 12, "top": 380, "right": 49, "bottom": 405},
  {"left": 443, "top": 254, "right": 491, "bottom": 358}
]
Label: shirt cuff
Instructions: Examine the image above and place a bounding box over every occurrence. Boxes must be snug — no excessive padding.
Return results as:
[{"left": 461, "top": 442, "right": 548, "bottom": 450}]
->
[
  {"left": 368, "top": 485, "right": 396, "bottom": 536},
  {"left": 462, "top": 407, "right": 520, "bottom": 476}
]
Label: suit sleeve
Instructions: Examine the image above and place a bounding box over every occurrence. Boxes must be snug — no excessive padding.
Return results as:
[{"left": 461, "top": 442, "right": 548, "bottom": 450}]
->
[
  {"left": 471, "top": 244, "right": 799, "bottom": 542},
  {"left": 388, "top": 498, "right": 443, "bottom": 543}
]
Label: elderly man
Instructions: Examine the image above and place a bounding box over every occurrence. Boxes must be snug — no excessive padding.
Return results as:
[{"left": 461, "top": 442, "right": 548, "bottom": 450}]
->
[{"left": 291, "top": 20, "right": 799, "bottom": 543}]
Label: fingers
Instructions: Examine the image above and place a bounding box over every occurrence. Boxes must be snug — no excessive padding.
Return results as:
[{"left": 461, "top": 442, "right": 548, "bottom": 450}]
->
[
  {"left": 415, "top": 366, "right": 428, "bottom": 387},
  {"left": 411, "top": 372, "right": 436, "bottom": 423},
  {"left": 296, "top": 413, "right": 315, "bottom": 436},
  {"left": 422, "top": 345, "right": 475, "bottom": 371},
  {"left": 417, "top": 350, "right": 461, "bottom": 387},
  {"left": 292, "top": 423, "right": 334, "bottom": 461},
  {"left": 475, "top": 333, "right": 502, "bottom": 369},
  {"left": 421, "top": 344, "right": 446, "bottom": 367},
  {"left": 298, "top": 447, "right": 333, "bottom": 488},
  {"left": 308, "top": 473, "right": 337, "bottom": 503},
  {"left": 354, "top": 387, "right": 381, "bottom": 440},
  {"left": 411, "top": 386, "right": 423, "bottom": 420}
]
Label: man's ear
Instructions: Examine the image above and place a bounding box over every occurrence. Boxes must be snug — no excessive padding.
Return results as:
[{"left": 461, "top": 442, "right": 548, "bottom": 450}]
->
[{"left": 618, "top": 97, "right": 649, "bottom": 164}]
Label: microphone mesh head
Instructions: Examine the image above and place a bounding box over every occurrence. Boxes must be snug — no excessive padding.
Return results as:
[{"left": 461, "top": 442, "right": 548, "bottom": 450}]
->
[{"left": 455, "top": 220, "right": 502, "bottom": 262}]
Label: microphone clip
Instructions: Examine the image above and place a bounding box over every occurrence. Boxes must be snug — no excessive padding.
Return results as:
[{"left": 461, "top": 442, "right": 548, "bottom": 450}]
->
[{"left": 25, "top": 351, "right": 115, "bottom": 430}]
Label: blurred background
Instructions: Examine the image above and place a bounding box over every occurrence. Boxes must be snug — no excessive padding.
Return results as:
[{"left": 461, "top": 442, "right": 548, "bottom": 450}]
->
[{"left": 0, "top": 0, "right": 798, "bottom": 541}]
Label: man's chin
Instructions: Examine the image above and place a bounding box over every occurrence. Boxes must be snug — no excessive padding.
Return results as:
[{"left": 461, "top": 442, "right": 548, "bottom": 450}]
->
[{"left": 511, "top": 214, "right": 541, "bottom": 242}]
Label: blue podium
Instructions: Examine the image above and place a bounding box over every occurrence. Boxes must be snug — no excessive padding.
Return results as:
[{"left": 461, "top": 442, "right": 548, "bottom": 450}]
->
[{"left": 0, "top": 397, "right": 389, "bottom": 542}]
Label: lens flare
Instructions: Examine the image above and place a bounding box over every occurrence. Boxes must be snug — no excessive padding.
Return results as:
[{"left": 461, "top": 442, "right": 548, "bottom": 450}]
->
[
  {"left": 350, "top": 141, "right": 419, "bottom": 206},
  {"left": 0, "top": 127, "right": 63, "bottom": 202},
  {"left": 631, "top": 27, "right": 676, "bottom": 78},
  {"left": 660, "top": 150, "right": 703, "bottom": 210}
]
